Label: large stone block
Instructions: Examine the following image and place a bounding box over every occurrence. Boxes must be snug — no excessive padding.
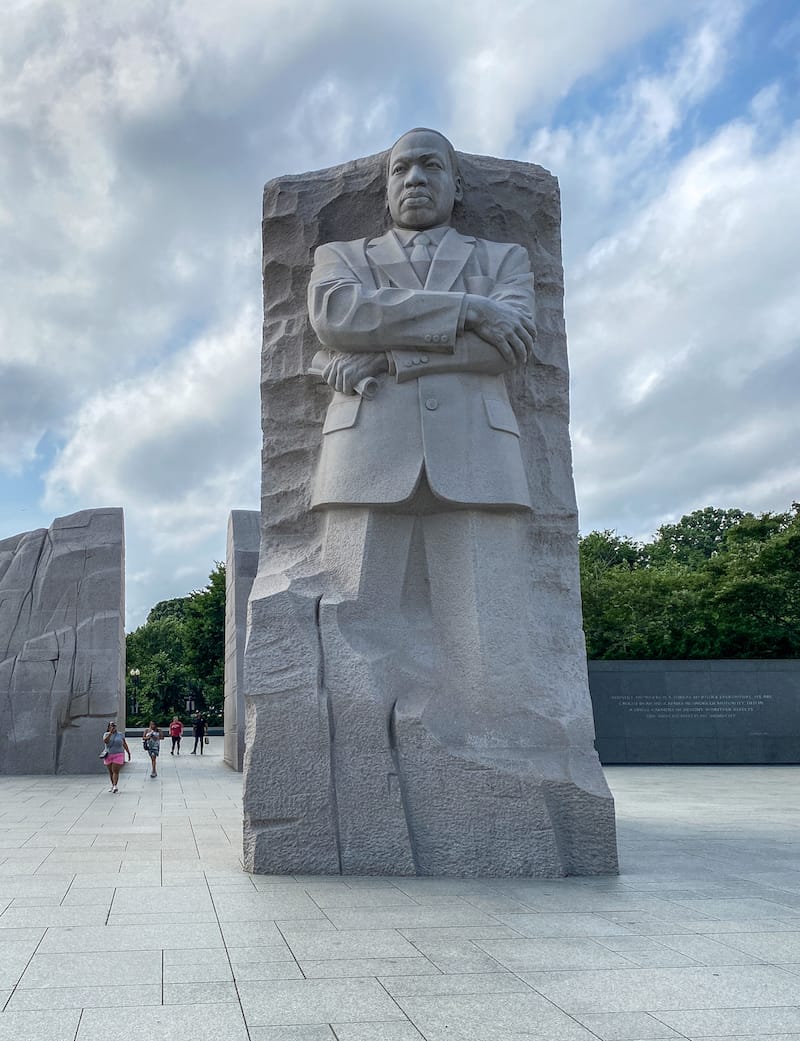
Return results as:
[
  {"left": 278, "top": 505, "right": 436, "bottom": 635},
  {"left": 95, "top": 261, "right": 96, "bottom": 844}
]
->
[
  {"left": 0, "top": 508, "right": 125, "bottom": 774},
  {"left": 243, "top": 140, "right": 617, "bottom": 876},
  {"left": 223, "top": 509, "right": 260, "bottom": 771}
]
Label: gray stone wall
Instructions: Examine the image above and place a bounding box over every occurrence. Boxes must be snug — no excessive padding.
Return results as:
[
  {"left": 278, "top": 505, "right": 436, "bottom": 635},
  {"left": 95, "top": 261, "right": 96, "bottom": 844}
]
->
[
  {"left": 590, "top": 659, "right": 800, "bottom": 764},
  {"left": 0, "top": 508, "right": 125, "bottom": 774},
  {"left": 223, "top": 510, "right": 260, "bottom": 771}
]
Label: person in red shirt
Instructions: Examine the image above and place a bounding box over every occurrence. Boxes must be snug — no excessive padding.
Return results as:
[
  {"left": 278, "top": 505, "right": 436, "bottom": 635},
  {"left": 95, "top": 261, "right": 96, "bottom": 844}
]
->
[{"left": 169, "top": 716, "right": 183, "bottom": 755}]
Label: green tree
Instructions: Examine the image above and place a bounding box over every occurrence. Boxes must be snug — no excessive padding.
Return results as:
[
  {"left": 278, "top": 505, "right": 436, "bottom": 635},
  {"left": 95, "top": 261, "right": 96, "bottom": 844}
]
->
[
  {"left": 183, "top": 562, "right": 226, "bottom": 721},
  {"left": 125, "top": 563, "right": 226, "bottom": 725},
  {"left": 580, "top": 504, "right": 800, "bottom": 660}
]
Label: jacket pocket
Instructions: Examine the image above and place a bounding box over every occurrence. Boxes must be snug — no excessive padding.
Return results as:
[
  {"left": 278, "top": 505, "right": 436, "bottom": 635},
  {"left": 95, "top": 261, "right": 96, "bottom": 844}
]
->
[
  {"left": 483, "top": 396, "right": 521, "bottom": 437},
  {"left": 323, "top": 395, "right": 362, "bottom": 434}
]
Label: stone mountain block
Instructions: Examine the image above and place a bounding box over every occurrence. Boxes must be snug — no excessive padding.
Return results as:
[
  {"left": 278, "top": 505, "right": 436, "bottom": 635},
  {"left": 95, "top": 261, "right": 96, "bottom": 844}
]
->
[{"left": 0, "top": 508, "right": 125, "bottom": 774}]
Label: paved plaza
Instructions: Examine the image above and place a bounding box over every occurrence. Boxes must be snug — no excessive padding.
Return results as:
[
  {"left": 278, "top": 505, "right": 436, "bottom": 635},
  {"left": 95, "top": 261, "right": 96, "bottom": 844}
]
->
[{"left": 2, "top": 747, "right": 800, "bottom": 1041}]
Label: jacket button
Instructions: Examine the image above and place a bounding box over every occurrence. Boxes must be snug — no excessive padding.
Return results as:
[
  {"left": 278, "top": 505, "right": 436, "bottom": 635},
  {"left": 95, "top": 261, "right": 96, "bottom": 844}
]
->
[
  {"left": 424, "top": 334, "right": 432, "bottom": 343},
  {"left": 419, "top": 354, "right": 429, "bottom": 363},
  {"left": 404, "top": 360, "right": 413, "bottom": 367},
  {"left": 425, "top": 397, "right": 439, "bottom": 411}
]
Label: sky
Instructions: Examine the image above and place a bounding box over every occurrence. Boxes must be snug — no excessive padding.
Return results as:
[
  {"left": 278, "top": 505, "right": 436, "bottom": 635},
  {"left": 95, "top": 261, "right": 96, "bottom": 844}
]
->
[{"left": 1, "top": 0, "right": 798, "bottom": 629}]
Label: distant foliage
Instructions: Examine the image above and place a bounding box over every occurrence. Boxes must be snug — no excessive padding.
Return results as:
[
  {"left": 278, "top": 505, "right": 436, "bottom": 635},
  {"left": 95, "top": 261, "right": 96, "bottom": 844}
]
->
[
  {"left": 580, "top": 504, "right": 800, "bottom": 659},
  {"left": 126, "top": 563, "right": 225, "bottom": 725}
]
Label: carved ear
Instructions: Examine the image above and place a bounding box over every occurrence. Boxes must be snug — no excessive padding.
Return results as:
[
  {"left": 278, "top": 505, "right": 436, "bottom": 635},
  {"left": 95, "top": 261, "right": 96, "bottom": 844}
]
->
[{"left": 453, "top": 176, "right": 464, "bottom": 203}]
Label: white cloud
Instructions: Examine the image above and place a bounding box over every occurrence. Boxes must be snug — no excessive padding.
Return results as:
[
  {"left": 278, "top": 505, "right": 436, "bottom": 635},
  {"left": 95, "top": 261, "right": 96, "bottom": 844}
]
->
[{"left": 567, "top": 113, "right": 800, "bottom": 536}]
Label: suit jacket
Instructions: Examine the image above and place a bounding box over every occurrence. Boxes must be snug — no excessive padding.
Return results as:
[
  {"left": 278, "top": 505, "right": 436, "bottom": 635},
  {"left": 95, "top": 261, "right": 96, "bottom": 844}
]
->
[{"left": 308, "top": 226, "right": 534, "bottom": 509}]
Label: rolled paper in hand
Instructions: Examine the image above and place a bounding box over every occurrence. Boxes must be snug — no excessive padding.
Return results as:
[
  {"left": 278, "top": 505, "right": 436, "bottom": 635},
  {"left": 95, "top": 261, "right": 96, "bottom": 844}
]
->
[{"left": 308, "top": 351, "right": 379, "bottom": 399}]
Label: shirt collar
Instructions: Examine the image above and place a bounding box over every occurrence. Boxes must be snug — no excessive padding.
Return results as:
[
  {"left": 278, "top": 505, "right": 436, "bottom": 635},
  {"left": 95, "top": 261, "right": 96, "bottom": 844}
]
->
[{"left": 392, "top": 224, "right": 451, "bottom": 248}]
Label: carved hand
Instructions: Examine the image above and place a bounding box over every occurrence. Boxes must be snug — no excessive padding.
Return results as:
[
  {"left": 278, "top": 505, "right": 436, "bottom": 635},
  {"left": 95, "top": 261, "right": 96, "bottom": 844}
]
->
[
  {"left": 322, "top": 351, "right": 390, "bottom": 395},
  {"left": 463, "top": 296, "right": 536, "bottom": 366}
]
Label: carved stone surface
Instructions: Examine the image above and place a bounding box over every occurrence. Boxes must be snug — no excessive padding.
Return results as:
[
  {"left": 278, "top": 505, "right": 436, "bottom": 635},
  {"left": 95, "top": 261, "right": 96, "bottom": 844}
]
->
[
  {"left": 0, "top": 508, "right": 125, "bottom": 774},
  {"left": 224, "top": 509, "right": 260, "bottom": 771},
  {"left": 243, "top": 136, "right": 618, "bottom": 876}
]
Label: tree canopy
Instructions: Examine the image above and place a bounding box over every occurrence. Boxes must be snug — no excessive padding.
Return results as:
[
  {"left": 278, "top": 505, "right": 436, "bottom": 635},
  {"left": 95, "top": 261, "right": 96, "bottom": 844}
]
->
[
  {"left": 126, "top": 563, "right": 225, "bottom": 725},
  {"left": 580, "top": 504, "right": 800, "bottom": 660}
]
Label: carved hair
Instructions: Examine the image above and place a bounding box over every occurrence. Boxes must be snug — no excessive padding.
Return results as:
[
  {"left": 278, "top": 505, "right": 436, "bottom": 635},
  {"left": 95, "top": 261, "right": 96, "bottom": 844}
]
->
[{"left": 387, "top": 128, "right": 460, "bottom": 179}]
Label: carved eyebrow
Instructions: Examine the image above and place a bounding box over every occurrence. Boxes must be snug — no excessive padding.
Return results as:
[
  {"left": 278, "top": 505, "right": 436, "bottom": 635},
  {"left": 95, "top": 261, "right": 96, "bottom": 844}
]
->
[{"left": 390, "top": 150, "right": 447, "bottom": 169}]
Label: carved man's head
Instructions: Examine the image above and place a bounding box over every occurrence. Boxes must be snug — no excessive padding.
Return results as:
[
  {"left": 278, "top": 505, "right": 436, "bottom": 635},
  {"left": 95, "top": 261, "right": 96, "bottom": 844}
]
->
[{"left": 387, "top": 128, "right": 463, "bottom": 231}]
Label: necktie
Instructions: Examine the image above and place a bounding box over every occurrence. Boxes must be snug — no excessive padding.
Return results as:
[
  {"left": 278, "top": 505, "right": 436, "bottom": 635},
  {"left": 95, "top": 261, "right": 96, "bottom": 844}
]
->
[{"left": 410, "top": 233, "right": 433, "bottom": 285}]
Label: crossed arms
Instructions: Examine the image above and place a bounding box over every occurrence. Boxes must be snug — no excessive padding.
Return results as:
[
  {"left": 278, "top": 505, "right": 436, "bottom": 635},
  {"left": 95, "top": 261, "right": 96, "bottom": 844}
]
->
[{"left": 308, "top": 238, "right": 537, "bottom": 395}]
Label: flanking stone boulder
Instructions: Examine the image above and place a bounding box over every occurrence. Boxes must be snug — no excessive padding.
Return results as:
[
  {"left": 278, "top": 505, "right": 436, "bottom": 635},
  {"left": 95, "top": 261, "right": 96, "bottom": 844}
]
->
[
  {"left": 224, "top": 509, "right": 260, "bottom": 771},
  {"left": 0, "top": 508, "right": 125, "bottom": 774}
]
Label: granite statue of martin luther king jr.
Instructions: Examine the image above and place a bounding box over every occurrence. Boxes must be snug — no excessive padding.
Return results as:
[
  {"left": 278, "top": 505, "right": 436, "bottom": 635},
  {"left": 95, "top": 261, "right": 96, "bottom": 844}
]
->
[{"left": 294, "top": 128, "right": 616, "bottom": 877}]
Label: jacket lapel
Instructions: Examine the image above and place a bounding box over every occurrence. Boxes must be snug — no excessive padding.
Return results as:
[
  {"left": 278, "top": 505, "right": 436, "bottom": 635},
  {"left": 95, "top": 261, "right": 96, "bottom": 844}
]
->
[
  {"left": 426, "top": 228, "right": 475, "bottom": 290},
  {"left": 366, "top": 231, "right": 422, "bottom": 290}
]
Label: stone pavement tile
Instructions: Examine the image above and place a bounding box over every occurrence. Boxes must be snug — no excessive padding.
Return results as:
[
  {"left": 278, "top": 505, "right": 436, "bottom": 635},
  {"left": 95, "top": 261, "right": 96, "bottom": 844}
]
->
[
  {"left": 399, "top": 925, "right": 521, "bottom": 942},
  {"left": 669, "top": 917, "right": 800, "bottom": 934},
  {"left": 286, "top": 928, "right": 420, "bottom": 961},
  {"left": 0, "top": 879, "right": 72, "bottom": 900},
  {"left": 300, "top": 958, "right": 438, "bottom": 979},
  {"left": 111, "top": 884, "right": 213, "bottom": 913},
  {"left": 333, "top": 1025, "right": 426, "bottom": 1040},
  {"left": 211, "top": 888, "right": 324, "bottom": 921},
  {"left": 521, "top": 964, "right": 800, "bottom": 1013},
  {"left": 163, "top": 948, "right": 233, "bottom": 983},
  {"left": 495, "top": 913, "right": 636, "bottom": 937},
  {"left": 406, "top": 937, "right": 505, "bottom": 973},
  {"left": 381, "top": 972, "right": 531, "bottom": 997},
  {"left": 573, "top": 1011, "right": 683, "bottom": 1039},
  {"left": 5, "top": 895, "right": 64, "bottom": 908},
  {"left": 163, "top": 981, "right": 239, "bottom": 1004},
  {"left": 37, "top": 922, "right": 224, "bottom": 953},
  {"left": 7, "top": 983, "right": 160, "bottom": 1010},
  {"left": 666, "top": 897, "right": 800, "bottom": 918},
  {"left": 638, "top": 934, "right": 765, "bottom": 965},
  {"left": 0, "top": 1009, "right": 81, "bottom": 1041},
  {"left": 19, "top": 949, "right": 161, "bottom": 988},
  {"left": 394, "top": 990, "right": 599, "bottom": 1040},
  {"left": 592, "top": 935, "right": 668, "bottom": 953},
  {"left": 303, "top": 885, "right": 417, "bottom": 909},
  {"left": 248, "top": 1027, "right": 335, "bottom": 1041},
  {"left": 0, "top": 950, "right": 36, "bottom": 989},
  {"left": 0, "top": 906, "right": 107, "bottom": 928},
  {"left": 229, "top": 949, "right": 304, "bottom": 981},
  {"left": 710, "top": 930, "right": 800, "bottom": 960},
  {"left": 0, "top": 928, "right": 43, "bottom": 946},
  {"left": 108, "top": 911, "right": 220, "bottom": 926},
  {"left": 69, "top": 872, "right": 162, "bottom": 888},
  {"left": 474, "top": 936, "right": 636, "bottom": 970},
  {"left": 77, "top": 1004, "right": 250, "bottom": 1040},
  {"left": 237, "top": 978, "right": 405, "bottom": 1027},
  {"left": 697, "top": 1035, "right": 800, "bottom": 1041},
  {"left": 324, "top": 907, "right": 500, "bottom": 931},
  {"left": 61, "top": 887, "right": 115, "bottom": 907},
  {"left": 654, "top": 1005, "right": 800, "bottom": 1035},
  {"left": 219, "top": 920, "right": 291, "bottom": 947}
]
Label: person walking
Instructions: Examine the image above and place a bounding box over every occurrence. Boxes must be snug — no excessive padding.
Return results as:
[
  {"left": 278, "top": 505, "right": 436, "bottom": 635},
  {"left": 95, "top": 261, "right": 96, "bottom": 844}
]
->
[
  {"left": 101, "top": 721, "right": 131, "bottom": 793},
  {"left": 169, "top": 716, "right": 183, "bottom": 755},
  {"left": 143, "top": 721, "right": 162, "bottom": 777},
  {"left": 191, "top": 711, "right": 206, "bottom": 755}
]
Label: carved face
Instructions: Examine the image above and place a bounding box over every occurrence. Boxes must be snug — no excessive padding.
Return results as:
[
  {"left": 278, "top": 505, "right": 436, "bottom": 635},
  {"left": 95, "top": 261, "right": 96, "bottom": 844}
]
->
[{"left": 387, "top": 130, "right": 463, "bottom": 230}]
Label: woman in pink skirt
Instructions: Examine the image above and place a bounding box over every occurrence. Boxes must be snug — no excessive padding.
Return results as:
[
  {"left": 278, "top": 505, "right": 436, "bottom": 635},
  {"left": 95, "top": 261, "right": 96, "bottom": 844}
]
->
[{"left": 102, "top": 721, "right": 131, "bottom": 793}]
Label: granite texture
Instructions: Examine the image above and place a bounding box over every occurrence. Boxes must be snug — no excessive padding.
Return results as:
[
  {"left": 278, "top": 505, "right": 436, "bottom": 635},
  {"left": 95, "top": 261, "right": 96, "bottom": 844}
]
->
[
  {"left": 224, "top": 510, "right": 260, "bottom": 771},
  {"left": 0, "top": 508, "right": 125, "bottom": 774},
  {"left": 243, "top": 140, "right": 618, "bottom": 876}
]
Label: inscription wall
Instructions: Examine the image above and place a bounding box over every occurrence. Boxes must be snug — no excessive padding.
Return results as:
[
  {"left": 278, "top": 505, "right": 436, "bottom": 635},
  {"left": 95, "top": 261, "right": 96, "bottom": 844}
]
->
[{"left": 588, "top": 660, "right": 800, "bottom": 764}]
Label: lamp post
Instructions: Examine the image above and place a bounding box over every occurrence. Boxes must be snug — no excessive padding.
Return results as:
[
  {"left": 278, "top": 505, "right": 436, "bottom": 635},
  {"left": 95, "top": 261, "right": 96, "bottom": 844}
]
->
[{"left": 129, "top": 668, "right": 141, "bottom": 718}]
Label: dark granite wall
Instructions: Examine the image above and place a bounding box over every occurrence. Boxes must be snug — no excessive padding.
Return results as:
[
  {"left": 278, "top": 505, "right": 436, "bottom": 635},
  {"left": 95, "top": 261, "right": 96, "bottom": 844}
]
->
[{"left": 589, "top": 660, "right": 800, "bottom": 764}]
